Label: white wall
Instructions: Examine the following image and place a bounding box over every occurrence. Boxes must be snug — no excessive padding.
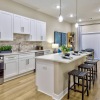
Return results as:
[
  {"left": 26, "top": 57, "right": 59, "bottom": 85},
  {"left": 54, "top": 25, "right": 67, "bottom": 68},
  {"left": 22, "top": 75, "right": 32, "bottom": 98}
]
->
[
  {"left": 0, "top": 0, "right": 71, "bottom": 44},
  {"left": 72, "top": 20, "right": 100, "bottom": 50}
]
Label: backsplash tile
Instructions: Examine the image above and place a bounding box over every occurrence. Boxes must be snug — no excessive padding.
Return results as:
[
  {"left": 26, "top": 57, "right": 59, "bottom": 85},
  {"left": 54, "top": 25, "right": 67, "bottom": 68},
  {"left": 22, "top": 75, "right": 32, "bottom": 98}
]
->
[{"left": 0, "top": 34, "right": 52, "bottom": 51}]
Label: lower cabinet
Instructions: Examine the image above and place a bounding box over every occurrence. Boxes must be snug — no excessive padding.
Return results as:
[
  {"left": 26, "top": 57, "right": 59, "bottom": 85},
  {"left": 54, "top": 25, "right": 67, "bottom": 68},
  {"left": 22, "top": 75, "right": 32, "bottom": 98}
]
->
[
  {"left": 36, "top": 60, "right": 54, "bottom": 95},
  {"left": 19, "top": 57, "right": 35, "bottom": 74},
  {"left": 19, "top": 58, "right": 27, "bottom": 74},
  {"left": 4, "top": 53, "right": 35, "bottom": 80},
  {"left": 4, "top": 60, "right": 18, "bottom": 79},
  {"left": 26, "top": 58, "right": 35, "bottom": 72}
]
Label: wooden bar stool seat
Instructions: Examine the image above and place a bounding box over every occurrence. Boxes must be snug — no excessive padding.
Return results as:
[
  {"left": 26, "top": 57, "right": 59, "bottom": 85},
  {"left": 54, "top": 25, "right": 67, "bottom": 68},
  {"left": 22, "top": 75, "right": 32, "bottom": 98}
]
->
[
  {"left": 78, "top": 64, "right": 94, "bottom": 90},
  {"left": 68, "top": 69, "right": 89, "bottom": 100},
  {"left": 85, "top": 60, "right": 98, "bottom": 78}
]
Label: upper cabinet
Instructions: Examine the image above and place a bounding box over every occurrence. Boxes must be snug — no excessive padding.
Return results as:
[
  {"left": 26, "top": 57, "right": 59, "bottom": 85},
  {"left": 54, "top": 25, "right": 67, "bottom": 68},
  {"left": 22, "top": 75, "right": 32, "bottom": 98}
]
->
[
  {"left": 14, "top": 14, "right": 30, "bottom": 34},
  {"left": 0, "top": 11, "right": 13, "bottom": 41},
  {"left": 30, "top": 19, "right": 37, "bottom": 41},
  {"left": 29, "top": 19, "right": 46, "bottom": 41},
  {"left": 0, "top": 10, "right": 46, "bottom": 41},
  {"left": 37, "top": 20, "right": 46, "bottom": 41}
]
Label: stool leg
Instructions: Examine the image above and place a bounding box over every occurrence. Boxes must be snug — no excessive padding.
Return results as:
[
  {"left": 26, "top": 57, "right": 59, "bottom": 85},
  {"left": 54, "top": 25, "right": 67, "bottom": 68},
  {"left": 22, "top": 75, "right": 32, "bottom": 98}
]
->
[
  {"left": 73, "top": 75, "right": 76, "bottom": 91},
  {"left": 92, "top": 68, "right": 94, "bottom": 86},
  {"left": 78, "top": 67, "right": 80, "bottom": 86},
  {"left": 96, "top": 63, "right": 97, "bottom": 78},
  {"left": 89, "top": 69, "right": 91, "bottom": 90},
  {"left": 86, "top": 75, "right": 89, "bottom": 96},
  {"left": 68, "top": 74, "right": 70, "bottom": 99},
  {"left": 82, "top": 78, "right": 84, "bottom": 100}
]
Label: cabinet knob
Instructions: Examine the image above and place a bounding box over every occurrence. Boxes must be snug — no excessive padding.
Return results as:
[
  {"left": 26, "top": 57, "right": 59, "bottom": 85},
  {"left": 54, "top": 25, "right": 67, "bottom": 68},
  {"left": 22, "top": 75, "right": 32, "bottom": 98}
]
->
[{"left": 43, "top": 66, "right": 47, "bottom": 70}]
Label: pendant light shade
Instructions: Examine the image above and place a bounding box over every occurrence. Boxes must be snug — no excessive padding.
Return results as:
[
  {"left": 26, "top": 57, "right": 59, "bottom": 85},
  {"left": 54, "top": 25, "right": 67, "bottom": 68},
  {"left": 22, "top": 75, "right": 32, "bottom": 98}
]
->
[
  {"left": 58, "top": 0, "right": 63, "bottom": 22},
  {"left": 58, "top": 15, "right": 63, "bottom": 22},
  {"left": 75, "top": 23, "right": 79, "bottom": 28},
  {"left": 75, "top": 0, "right": 78, "bottom": 28}
]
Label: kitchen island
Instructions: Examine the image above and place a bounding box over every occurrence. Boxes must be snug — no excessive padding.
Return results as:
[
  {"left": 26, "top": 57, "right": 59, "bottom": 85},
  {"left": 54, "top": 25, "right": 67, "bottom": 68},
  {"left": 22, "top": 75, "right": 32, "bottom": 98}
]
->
[{"left": 36, "top": 52, "right": 90, "bottom": 100}]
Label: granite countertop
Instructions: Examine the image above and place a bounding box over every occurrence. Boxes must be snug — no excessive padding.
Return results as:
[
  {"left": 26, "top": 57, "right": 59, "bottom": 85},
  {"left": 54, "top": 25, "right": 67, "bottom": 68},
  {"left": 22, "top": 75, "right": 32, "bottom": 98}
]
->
[
  {"left": 0, "top": 49, "right": 51, "bottom": 56},
  {"left": 35, "top": 52, "right": 91, "bottom": 64}
]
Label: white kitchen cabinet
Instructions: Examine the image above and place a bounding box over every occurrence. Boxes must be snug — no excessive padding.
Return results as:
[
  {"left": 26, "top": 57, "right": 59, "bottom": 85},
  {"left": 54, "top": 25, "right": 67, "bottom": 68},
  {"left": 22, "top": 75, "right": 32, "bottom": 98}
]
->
[
  {"left": 14, "top": 14, "right": 30, "bottom": 34},
  {"left": 41, "top": 21, "right": 46, "bottom": 41},
  {"left": 37, "top": 20, "right": 46, "bottom": 41},
  {"left": 19, "top": 58, "right": 27, "bottom": 74},
  {"left": 4, "top": 55, "right": 19, "bottom": 79},
  {"left": 36, "top": 60, "right": 54, "bottom": 95},
  {"left": 13, "top": 14, "right": 21, "bottom": 33},
  {"left": 30, "top": 19, "right": 37, "bottom": 41},
  {"left": 26, "top": 57, "right": 35, "bottom": 71},
  {"left": 29, "top": 20, "right": 46, "bottom": 41},
  {"left": 21, "top": 16, "right": 30, "bottom": 34},
  {"left": 0, "top": 10, "right": 13, "bottom": 41},
  {"left": 19, "top": 53, "right": 35, "bottom": 74}
]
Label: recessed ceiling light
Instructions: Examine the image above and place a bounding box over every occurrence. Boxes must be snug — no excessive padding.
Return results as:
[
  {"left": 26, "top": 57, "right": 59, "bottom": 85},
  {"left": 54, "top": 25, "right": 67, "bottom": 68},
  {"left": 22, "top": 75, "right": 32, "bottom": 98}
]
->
[
  {"left": 99, "top": 8, "right": 100, "bottom": 12},
  {"left": 70, "top": 14, "right": 73, "bottom": 17},
  {"left": 56, "top": 5, "right": 60, "bottom": 9},
  {"left": 79, "top": 19, "right": 82, "bottom": 22}
]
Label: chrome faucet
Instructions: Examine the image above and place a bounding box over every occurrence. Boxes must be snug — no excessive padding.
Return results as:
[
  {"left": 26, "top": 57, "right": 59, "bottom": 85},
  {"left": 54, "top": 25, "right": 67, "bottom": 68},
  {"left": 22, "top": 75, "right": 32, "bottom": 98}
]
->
[{"left": 18, "top": 42, "right": 21, "bottom": 52}]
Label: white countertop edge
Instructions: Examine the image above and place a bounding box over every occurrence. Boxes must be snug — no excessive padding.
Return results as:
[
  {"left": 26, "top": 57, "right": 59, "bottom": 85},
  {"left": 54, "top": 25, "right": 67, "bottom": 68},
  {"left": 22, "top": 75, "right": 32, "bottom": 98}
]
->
[
  {"left": 0, "top": 49, "right": 51, "bottom": 56},
  {"left": 35, "top": 53, "right": 91, "bottom": 64}
]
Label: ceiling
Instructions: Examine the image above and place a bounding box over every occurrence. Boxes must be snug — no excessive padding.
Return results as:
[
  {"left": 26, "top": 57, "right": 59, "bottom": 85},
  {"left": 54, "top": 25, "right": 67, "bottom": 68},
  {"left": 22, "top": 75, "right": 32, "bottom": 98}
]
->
[{"left": 13, "top": 0, "right": 100, "bottom": 23}]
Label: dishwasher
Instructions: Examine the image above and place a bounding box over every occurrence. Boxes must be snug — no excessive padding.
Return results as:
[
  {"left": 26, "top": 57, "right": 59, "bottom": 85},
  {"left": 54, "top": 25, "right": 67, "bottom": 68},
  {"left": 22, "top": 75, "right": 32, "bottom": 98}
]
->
[
  {"left": 0, "top": 56, "right": 4, "bottom": 85},
  {"left": 35, "top": 51, "right": 44, "bottom": 72}
]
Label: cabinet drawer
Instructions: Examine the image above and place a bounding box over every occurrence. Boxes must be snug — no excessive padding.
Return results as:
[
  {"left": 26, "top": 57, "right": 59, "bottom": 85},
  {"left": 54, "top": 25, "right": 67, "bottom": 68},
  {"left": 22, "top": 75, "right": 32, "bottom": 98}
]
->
[
  {"left": 36, "top": 59, "right": 53, "bottom": 66},
  {"left": 4, "top": 55, "right": 18, "bottom": 61},
  {"left": 19, "top": 53, "right": 35, "bottom": 59},
  {"left": 44, "top": 50, "right": 51, "bottom": 55}
]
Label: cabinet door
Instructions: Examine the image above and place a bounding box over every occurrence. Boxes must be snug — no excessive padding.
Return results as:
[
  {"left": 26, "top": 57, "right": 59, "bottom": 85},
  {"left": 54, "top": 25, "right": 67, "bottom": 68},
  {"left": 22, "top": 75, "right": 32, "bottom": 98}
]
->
[
  {"left": 36, "top": 20, "right": 42, "bottom": 41},
  {"left": 30, "top": 19, "right": 37, "bottom": 41},
  {"left": 4, "top": 60, "right": 18, "bottom": 79},
  {"left": 14, "top": 14, "right": 22, "bottom": 33},
  {"left": 36, "top": 63, "right": 54, "bottom": 95},
  {"left": 21, "top": 17, "right": 30, "bottom": 34},
  {"left": 26, "top": 58, "right": 35, "bottom": 71},
  {"left": 0, "top": 11, "right": 13, "bottom": 41},
  {"left": 19, "top": 59, "right": 27, "bottom": 74},
  {"left": 41, "top": 21, "right": 46, "bottom": 41}
]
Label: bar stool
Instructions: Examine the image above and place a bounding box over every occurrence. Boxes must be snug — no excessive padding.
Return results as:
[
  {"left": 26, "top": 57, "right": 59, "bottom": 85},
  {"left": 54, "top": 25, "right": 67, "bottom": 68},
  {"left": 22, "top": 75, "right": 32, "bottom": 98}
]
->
[
  {"left": 85, "top": 60, "right": 98, "bottom": 78},
  {"left": 68, "top": 69, "right": 89, "bottom": 100},
  {"left": 78, "top": 64, "right": 94, "bottom": 90}
]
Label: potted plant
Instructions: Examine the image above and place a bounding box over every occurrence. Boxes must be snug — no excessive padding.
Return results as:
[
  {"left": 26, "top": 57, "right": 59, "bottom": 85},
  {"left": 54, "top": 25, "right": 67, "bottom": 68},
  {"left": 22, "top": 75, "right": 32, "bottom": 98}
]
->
[
  {"left": 60, "top": 45, "right": 70, "bottom": 55},
  {"left": 0, "top": 45, "right": 12, "bottom": 53}
]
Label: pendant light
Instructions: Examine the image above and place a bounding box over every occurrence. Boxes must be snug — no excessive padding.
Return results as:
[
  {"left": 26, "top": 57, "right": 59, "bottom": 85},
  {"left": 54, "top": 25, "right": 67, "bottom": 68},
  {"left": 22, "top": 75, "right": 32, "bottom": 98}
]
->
[
  {"left": 75, "top": 0, "right": 79, "bottom": 28},
  {"left": 58, "top": 0, "right": 63, "bottom": 22}
]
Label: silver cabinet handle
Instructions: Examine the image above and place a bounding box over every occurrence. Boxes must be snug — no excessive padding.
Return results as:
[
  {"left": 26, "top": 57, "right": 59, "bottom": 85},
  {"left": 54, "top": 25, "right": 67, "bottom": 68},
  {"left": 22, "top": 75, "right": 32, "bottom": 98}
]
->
[
  {"left": 23, "top": 27, "right": 24, "bottom": 32},
  {"left": 26, "top": 59, "right": 29, "bottom": 65},
  {"left": 0, "top": 32, "right": 1, "bottom": 39},
  {"left": 28, "top": 59, "right": 29, "bottom": 64},
  {"left": 4, "top": 63, "right": 6, "bottom": 70},
  {"left": 21, "top": 27, "right": 24, "bottom": 32},
  {"left": 43, "top": 66, "right": 47, "bottom": 70},
  {"left": 41, "top": 36, "right": 43, "bottom": 40}
]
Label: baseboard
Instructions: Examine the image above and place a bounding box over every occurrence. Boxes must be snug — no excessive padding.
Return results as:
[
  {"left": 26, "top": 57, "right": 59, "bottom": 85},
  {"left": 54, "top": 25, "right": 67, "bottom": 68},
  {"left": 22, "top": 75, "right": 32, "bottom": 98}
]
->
[
  {"left": 53, "top": 88, "right": 68, "bottom": 100},
  {"left": 4, "top": 70, "right": 34, "bottom": 82},
  {"left": 37, "top": 82, "right": 73, "bottom": 100}
]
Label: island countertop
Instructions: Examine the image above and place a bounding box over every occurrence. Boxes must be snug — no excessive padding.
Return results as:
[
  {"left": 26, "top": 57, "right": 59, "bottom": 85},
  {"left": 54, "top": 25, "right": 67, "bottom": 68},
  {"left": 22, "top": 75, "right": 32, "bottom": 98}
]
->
[{"left": 35, "top": 52, "right": 91, "bottom": 63}]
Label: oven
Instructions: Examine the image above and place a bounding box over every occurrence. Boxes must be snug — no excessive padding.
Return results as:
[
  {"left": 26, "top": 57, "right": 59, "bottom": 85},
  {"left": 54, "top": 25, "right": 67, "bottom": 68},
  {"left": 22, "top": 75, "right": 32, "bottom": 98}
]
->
[
  {"left": 35, "top": 51, "right": 44, "bottom": 72},
  {"left": 0, "top": 56, "right": 4, "bottom": 85}
]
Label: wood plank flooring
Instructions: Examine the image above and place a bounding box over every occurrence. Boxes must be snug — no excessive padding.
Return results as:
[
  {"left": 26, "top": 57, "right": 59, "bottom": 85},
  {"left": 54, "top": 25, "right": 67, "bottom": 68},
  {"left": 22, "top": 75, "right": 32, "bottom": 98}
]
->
[{"left": 0, "top": 61, "right": 100, "bottom": 100}]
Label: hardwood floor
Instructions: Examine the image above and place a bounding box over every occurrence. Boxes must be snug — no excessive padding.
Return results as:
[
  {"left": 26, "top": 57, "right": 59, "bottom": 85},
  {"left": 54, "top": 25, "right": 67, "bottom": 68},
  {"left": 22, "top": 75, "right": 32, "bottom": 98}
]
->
[{"left": 0, "top": 61, "right": 100, "bottom": 100}]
